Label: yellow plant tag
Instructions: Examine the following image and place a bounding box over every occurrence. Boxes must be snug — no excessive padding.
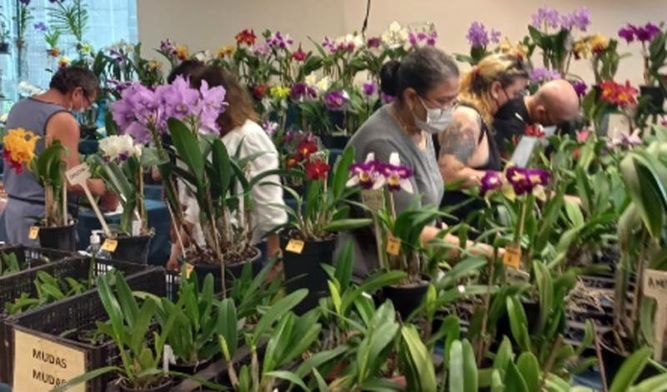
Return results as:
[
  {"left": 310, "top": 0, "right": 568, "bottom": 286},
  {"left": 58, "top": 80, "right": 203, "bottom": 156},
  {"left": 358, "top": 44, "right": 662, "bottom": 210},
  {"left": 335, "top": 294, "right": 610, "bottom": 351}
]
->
[
  {"left": 285, "top": 239, "right": 305, "bottom": 254},
  {"left": 502, "top": 245, "right": 522, "bottom": 269},
  {"left": 101, "top": 239, "right": 118, "bottom": 253},
  {"left": 28, "top": 226, "right": 40, "bottom": 240},
  {"left": 184, "top": 263, "right": 194, "bottom": 278},
  {"left": 386, "top": 236, "right": 401, "bottom": 256}
]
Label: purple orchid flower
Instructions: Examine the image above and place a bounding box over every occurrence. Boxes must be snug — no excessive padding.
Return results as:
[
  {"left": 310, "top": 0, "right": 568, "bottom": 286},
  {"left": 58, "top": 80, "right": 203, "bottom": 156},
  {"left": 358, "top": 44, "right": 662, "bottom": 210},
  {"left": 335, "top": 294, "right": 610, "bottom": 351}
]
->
[
  {"left": 362, "top": 81, "right": 377, "bottom": 97},
  {"left": 618, "top": 24, "right": 636, "bottom": 43},
  {"left": 466, "top": 22, "right": 490, "bottom": 48},
  {"left": 367, "top": 37, "right": 382, "bottom": 49},
  {"left": 324, "top": 90, "right": 349, "bottom": 111},
  {"left": 506, "top": 167, "right": 550, "bottom": 196},
  {"left": 480, "top": 171, "right": 503, "bottom": 195},
  {"left": 571, "top": 80, "right": 587, "bottom": 97},
  {"left": 34, "top": 22, "right": 47, "bottom": 32},
  {"left": 530, "top": 67, "right": 561, "bottom": 82},
  {"left": 346, "top": 153, "right": 382, "bottom": 189},
  {"left": 160, "top": 39, "right": 176, "bottom": 55},
  {"left": 379, "top": 153, "right": 413, "bottom": 193},
  {"left": 532, "top": 7, "right": 560, "bottom": 30},
  {"left": 262, "top": 120, "right": 279, "bottom": 136},
  {"left": 561, "top": 7, "right": 591, "bottom": 32}
]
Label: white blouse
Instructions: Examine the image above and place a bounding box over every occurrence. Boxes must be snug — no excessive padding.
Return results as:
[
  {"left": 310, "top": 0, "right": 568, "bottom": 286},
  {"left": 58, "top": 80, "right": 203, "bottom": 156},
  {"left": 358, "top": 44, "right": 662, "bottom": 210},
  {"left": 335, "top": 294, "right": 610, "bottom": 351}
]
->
[{"left": 180, "top": 119, "right": 287, "bottom": 246}]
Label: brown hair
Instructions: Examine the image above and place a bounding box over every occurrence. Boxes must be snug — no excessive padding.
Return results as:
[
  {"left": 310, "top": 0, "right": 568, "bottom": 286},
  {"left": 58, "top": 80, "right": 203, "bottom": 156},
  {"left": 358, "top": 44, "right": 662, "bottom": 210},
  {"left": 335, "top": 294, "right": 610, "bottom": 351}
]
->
[
  {"left": 458, "top": 53, "right": 530, "bottom": 124},
  {"left": 190, "top": 65, "right": 259, "bottom": 135}
]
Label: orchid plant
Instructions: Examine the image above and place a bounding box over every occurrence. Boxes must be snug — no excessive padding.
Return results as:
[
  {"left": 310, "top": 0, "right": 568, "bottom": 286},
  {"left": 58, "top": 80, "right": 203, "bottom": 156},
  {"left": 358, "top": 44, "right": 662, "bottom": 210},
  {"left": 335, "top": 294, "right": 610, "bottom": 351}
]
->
[
  {"left": 277, "top": 147, "right": 371, "bottom": 242},
  {"left": 526, "top": 6, "right": 591, "bottom": 75},
  {"left": 456, "top": 21, "right": 501, "bottom": 65},
  {"left": 109, "top": 76, "right": 230, "bottom": 265},
  {"left": 480, "top": 166, "right": 551, "bottom": 272},
  {"left": 618, "top": 22, "right": 667, "bottom": 87},
  {"left": 346, "top": 152, "right": 447, "bottom": 282},
  {"left": 88, "top": 134, "right": 157, "bottom": 236}
]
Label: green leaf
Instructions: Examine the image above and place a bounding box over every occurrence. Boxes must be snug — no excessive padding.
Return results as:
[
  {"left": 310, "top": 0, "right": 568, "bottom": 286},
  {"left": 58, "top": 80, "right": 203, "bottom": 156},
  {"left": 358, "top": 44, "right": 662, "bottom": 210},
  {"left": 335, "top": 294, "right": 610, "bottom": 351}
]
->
[
  {"left": 449, "top": 340, "right": 465, "bottom": 392},
  {"left": 51, "top": 365, "right": 121, "bottom": 392},
  {"left": 252, "top": 289, "right": 307, "bottom": 341},
  {"left": 400, "top": 324, "right": 437, "bottom": 392},
  {"left": 506, "top": 296, "right": 531, "bottom": 352},
  {"left": 209, "top": 138, "right": 233, "bottom": 198},
  {"left": 168, "top": 118, "right": 206, "bottom": 188},
  {"left": 218, "top": 298, "right": 238, "bottom": 360},
  {"left": 265, "top": 370, "right": 310, "bottom": 391},
  {"left": 629, "top": 373, "right": 667, "bottom": 392},
  {"left": 323, "top": 218, "right": 372, "bottom": 233},
  {"left": 516, "top": 352, "right": 540, "bottom": 392},
  {"left": 609, "top": 347, "right": 653, "bottom": 392},
  {"left": 462, "top": 339, "right": 478, "bottom": 392},
  {"left": 505, "top": 361, "right": 529, "bottom": 392}
]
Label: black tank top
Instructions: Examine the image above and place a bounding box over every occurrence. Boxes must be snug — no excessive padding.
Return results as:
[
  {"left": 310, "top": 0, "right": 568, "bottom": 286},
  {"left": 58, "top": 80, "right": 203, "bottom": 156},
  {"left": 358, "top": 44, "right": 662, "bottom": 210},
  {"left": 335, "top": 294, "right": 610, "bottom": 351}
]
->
[{"left": 441, "top": 103, "right": 502, "bottom": 228}]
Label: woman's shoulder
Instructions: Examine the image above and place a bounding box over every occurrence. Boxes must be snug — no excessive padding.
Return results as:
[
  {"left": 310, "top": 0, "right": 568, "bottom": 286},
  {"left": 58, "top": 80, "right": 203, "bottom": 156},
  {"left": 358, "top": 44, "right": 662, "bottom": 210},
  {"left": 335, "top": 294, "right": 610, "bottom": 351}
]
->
[
  {"left": 450, "top": 105, "right": 483, "bottom": 133},
  {"left": 225, "top": 120, "right": 276, "bottom": 152}
]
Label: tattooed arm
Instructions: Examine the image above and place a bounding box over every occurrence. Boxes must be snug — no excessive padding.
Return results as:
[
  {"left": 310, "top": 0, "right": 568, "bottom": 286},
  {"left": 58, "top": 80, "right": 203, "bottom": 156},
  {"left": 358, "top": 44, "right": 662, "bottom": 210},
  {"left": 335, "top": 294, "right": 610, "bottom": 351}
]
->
[{"left": 438, "top": 108, "right": 488, "bottom": 188}]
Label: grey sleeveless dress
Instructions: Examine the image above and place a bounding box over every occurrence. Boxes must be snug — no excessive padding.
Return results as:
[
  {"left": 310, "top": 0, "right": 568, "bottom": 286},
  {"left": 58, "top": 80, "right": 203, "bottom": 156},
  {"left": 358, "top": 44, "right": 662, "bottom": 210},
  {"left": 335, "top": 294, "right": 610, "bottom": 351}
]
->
[{"left": 2, "top": 98, "right": 77, "bottom": 245}]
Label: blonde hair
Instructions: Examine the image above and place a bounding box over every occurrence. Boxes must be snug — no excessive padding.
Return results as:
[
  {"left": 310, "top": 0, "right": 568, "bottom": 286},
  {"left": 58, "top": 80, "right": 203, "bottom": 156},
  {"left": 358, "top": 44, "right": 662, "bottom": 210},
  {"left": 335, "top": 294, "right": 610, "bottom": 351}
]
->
[{"left": 458, "top": 53, "right": 530, "bottom": 125}]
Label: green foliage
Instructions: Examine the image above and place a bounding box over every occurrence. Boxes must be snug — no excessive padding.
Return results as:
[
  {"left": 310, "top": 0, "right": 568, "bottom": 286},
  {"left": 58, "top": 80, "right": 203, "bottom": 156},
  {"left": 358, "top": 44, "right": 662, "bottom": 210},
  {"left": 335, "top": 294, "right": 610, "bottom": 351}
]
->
[
  {"left": 5, "top": 270, "right": 88, "bottom": 315},
  {"left": 0, "top": 252, "right": 20, "bottom": 277}
]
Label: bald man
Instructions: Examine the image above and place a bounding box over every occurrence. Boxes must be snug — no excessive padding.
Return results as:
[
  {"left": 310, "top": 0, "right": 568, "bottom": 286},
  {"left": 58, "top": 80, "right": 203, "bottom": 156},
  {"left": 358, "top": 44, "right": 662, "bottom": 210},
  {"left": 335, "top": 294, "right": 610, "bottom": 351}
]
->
[{"left": 493, "top": 79, "right": 580, "bottom": 155}]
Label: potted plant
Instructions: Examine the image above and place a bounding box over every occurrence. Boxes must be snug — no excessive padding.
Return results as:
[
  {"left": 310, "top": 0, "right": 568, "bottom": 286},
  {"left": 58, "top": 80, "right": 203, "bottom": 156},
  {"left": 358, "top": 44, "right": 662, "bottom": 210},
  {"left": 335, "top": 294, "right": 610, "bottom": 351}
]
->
[
  {"left": 14, "top": 0, "right": 32, "bottom": 77},
  {"left": 618, "top": 22, "right": 667, "bottom": 112},
  {"left": 216, "top": 289, "right": 324, "bottom": 391},
  {"left": 573, "top": 34, "right": 630, "bottom": 86},
  {"left": 344, "top": 152, "right": 449, "bottom": 318},
  {"left": 3, "top": 128, "right": 78, "bottom": 250},
  {"left": 277, "top": 147, "right": 371, "bottom": 313},
  {"left": 53, "top": 272, "right": 179, "bottom": 392},
  {"left": 89, "top": 134, "right": 155, "bottom": 263}
]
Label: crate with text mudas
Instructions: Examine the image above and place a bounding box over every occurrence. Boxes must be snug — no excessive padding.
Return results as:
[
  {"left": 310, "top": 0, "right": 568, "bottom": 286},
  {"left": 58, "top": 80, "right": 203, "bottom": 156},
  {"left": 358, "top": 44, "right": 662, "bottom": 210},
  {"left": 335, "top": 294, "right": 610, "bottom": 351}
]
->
[{"left": 7, "top": 267, "right": 166, "bottom": 392}]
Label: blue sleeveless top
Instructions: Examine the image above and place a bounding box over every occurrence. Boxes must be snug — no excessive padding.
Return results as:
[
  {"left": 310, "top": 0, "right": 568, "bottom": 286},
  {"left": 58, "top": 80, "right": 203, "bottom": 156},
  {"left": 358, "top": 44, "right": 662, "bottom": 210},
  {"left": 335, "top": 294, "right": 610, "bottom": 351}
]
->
[{"left": 4, "top": 97, "right": 78, "bottom": 211}]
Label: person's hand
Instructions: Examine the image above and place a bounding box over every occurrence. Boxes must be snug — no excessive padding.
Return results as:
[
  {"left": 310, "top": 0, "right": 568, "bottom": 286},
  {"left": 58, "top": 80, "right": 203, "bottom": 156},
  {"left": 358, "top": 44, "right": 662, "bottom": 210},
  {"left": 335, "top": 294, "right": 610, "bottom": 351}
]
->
[
  {"left": 99, "top": 191, "right": 120, "bottom": 212},
  {"left": 151, "top": 166, "right": 162, "bottom": 181},
  {"left": 166, "top": 256, "right": 180, "bottom": 271}
]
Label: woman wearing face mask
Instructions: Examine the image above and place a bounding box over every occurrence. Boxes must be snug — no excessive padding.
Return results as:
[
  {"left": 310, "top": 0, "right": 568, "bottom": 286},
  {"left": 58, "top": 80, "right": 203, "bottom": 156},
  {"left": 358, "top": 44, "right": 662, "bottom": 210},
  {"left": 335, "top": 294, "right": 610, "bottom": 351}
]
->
[
  {"left": 339, "top": 47, "right": 493, "bottom": 276},
  {"left": 438, "top": 53, "right": 529, "bottom": 225},
  {"left": 2, "top": 66, "right": 118, "bottom": 246}
]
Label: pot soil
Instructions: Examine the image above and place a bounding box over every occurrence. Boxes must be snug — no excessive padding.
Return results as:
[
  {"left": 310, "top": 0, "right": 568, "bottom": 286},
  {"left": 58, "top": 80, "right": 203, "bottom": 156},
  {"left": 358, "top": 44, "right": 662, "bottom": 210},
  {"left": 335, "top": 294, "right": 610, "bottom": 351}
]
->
[
  {"left": 380, "top": 275, "right": 431, "bottom": 320},
  {"left": 281, "top": 236, "right": 336, "bottom": 315},
  {"left": 118, "top": 377, "right": 173, "bottom": 392},
  {"left": 169, "top": 359, "right": 210, "bottom": 375},
  {"left": 38, "top": 220, "right": 77, "bottom": 251},
  {"left": 104, "top": 233, "right": 154, "bottom": 264},
  {"left": 192, "top": 246, "right": 262, "bottom": 293}
]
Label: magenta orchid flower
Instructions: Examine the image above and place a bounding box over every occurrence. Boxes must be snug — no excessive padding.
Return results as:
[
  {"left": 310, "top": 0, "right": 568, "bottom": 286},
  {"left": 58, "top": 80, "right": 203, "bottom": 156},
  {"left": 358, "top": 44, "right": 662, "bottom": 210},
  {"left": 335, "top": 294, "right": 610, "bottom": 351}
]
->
[
  {"left": 378, "top": 153, "right": 413, "bottom": 193},
  {"left": 346, "top": 153, "right": 383, "bottom": 189},
  {"left": 480, "top": 171, "right": 503, "bottom": 195}
]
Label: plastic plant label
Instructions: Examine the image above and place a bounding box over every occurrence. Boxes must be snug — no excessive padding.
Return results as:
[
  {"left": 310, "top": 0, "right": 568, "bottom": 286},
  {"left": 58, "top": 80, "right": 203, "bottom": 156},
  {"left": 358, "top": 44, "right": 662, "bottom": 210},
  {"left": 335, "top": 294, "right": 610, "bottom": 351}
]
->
[
  {"left": 502, "top": 245, "right": 522, "bottom": 269},
  {"left": 64, "top": 163, "right": 91, "bottom": 186},
  {"left": 361, "top": 189, "right": 384, "bottom": 212},
  {"left": 101, "top": 239, "right": 118, "bottom": 253},
  {"left": 28, "top": 226, "right": 40, "bottom": 240},
  {"left": 285, "top": 239, "right": 305, "bottom": 254},
  {"left": 643, "top": 269, "right": 667, "bottom": 361},
  {"left": 13, "top": 328, "right": 86, "bottom": 392},
  {"left": 386, "top": 236, "right": 401, "bottom": 256},
  {"left": 184, "top": 263, "right": 194, "bottom": 278}
]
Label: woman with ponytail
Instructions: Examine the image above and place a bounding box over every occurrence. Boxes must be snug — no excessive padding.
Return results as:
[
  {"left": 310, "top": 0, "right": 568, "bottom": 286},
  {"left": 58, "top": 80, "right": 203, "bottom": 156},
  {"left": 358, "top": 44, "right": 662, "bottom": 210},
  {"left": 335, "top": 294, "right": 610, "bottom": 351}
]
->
[{"left": 438, "top": 53, "right": 530, "bottom": 224}]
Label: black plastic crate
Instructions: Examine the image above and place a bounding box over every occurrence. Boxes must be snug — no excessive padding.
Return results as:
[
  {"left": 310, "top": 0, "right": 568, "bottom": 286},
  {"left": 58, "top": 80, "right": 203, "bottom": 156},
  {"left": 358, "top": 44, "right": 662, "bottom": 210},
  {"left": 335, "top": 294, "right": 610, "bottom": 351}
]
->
[
  {"left": 0, "top": 244, "right": 78, "bottom": 274},
  {"left": 0, "top": 257, "right": 151, "bottom": 385},
  {"left": 7, "top": 267, "right": 166, "bottom": 392}
]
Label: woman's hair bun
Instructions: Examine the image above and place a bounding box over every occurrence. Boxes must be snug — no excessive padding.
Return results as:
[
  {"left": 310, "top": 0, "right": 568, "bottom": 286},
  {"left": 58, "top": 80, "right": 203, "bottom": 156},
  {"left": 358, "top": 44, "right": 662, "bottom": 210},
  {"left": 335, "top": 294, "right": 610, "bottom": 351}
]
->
[{"left": 379, "top": 60, "right": 401, "bottom": 96}]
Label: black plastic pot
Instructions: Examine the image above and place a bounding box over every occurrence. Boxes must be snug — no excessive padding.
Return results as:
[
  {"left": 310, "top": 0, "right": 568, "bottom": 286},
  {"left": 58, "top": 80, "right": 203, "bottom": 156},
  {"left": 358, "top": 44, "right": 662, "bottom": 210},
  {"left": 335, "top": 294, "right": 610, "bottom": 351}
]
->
[
  {"left": 105, "top": 233, "right": 154, "bottom": 264},
  {"left": 381, "top": 275, "right": 431, "bottom": 320},
  {"left": 281, "top": 236, "right": 336, "bottom": 315},
  {"left": 37, "top": 221, "right": 77, "bottom": 251},
  {"left": 193, "top": 246, "right": 263, "bottom": 293},
  {"left": 0, "top": 42, "right": 9, "bottom": 54},
  {"left": 118, "top": 378, "right": 173, "bottom": 392},
  {"left": 170, "top": 358, "right": 210, "bottom": 375},
  {"left": 600, "top": 330, "right": 662, "bottom": 384},
  {"left": 640, "top": 85, "right": 665, "bottom": 113}
]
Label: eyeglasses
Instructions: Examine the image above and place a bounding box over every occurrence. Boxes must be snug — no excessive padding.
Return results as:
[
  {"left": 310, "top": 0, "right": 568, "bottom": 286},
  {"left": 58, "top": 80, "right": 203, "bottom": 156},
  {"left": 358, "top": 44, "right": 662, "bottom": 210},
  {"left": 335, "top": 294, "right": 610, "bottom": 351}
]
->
[{"left": 420, "top": 96, "right": 458, "bottom": 113}]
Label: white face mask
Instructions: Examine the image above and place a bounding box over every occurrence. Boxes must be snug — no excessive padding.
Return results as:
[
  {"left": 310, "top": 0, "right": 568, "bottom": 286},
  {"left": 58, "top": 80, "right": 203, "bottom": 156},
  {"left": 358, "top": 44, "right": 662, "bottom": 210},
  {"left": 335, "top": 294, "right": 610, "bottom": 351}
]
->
[{"left": 413, "top": 97, "right": 453, "bottom": 134}]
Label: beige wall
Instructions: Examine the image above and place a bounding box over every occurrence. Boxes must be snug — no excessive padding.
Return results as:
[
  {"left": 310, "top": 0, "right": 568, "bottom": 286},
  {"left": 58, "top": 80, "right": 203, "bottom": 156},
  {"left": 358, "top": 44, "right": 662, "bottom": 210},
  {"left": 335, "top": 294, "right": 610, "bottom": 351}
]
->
[{"left": 138, "top": 0, "right": 667, "bottom": 85}]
